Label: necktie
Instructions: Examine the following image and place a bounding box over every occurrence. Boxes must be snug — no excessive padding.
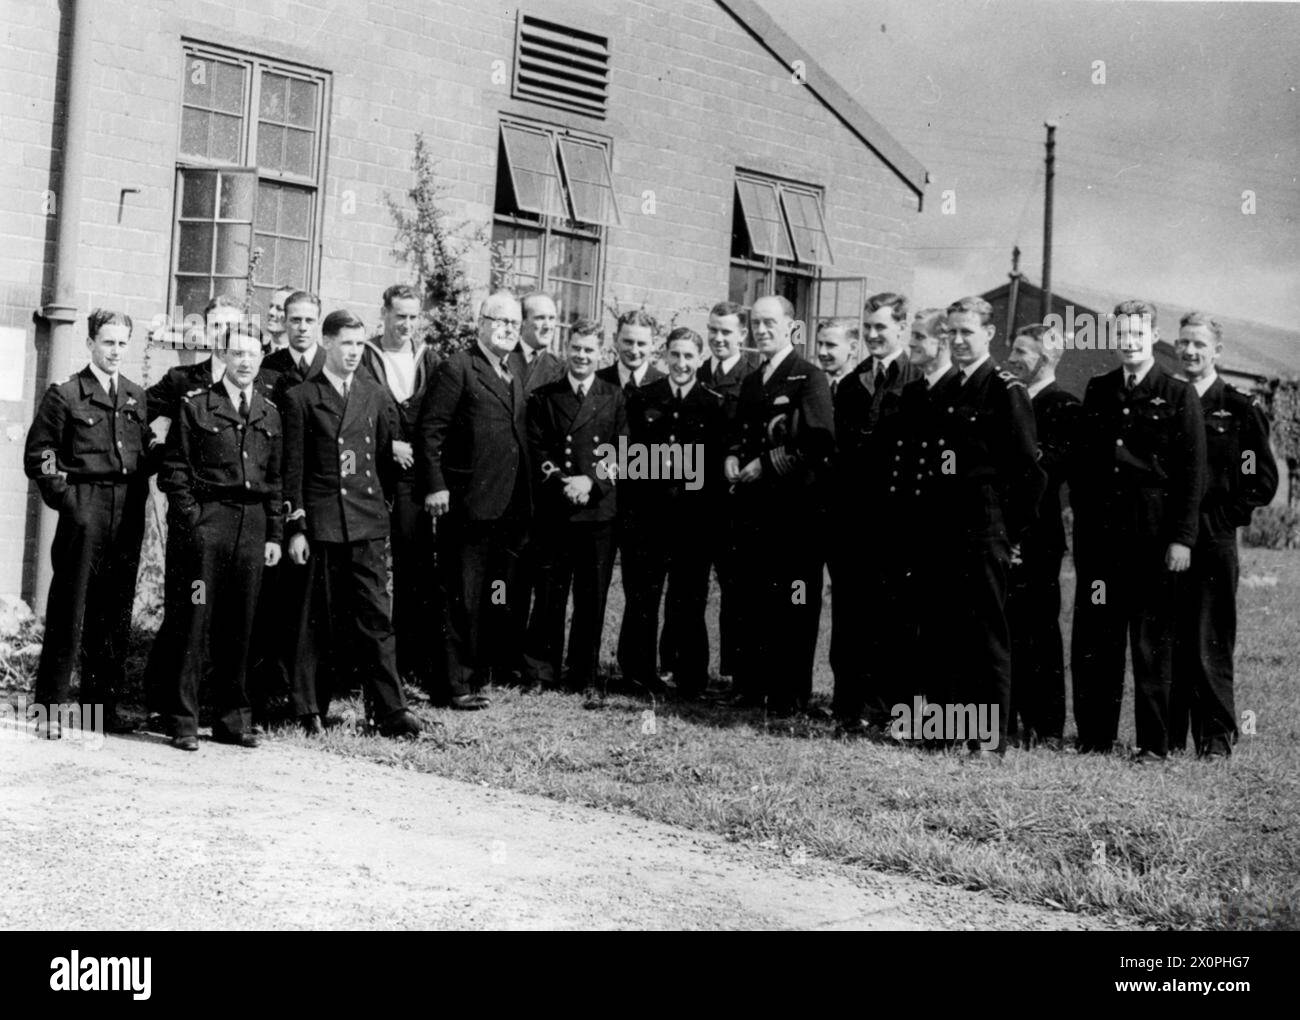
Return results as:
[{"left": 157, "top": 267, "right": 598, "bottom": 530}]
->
[
  {"left": 238, "top": 389, "right": 249, "bottom": 421},
  {"left": 624, "top": 374, "right": 636, "bottom": 393},
  {"left": 341, "top": 378, "right": 350, "bottom": 401},
  {"left": 873, "top": 361, "right": 884, "bottom": 389},
  {"left": 500, "top": 358, "right": 513, "bottom": 385},
  {"left": 107, "top": 378, "right": 117, "bottom": 405},
  {"left": 296, "top": 356, "right": 308, "bottom": 380},
  {"left": 1125, "top": 374, "right": 1137, "bottom": 391},
  {"left": 574, "top": 383, "right": 586, "bottom": 404},
  {"left": 830, "top": 378, "right": 839, "bottom": 397},
  {"left": 674, "top": 387, "right": 684, "bottom": 404}
]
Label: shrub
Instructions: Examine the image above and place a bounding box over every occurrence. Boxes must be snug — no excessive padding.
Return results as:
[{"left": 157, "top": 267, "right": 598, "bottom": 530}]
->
[{"left": 1242, "top": 504, "right": 1300, "bottom": 549}]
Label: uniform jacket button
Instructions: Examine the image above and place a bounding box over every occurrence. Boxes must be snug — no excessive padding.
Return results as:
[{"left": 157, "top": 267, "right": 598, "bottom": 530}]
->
[
  {"left": 244, "top": 481, "right": 251, "bottom": 488},
  {"left": 367, "top": 487, "right": 373, "bottom": 494},
  {"left": 338, "top": 438, "right": 344, "bottom": 445},
  {"left": 1116, "top": 439, "right": 1124, "bottom": 447}
]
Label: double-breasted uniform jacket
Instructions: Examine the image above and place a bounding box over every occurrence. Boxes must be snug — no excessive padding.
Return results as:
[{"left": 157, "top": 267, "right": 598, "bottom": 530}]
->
[
  {"left": 1073, "top": 363, "right": 1207, "bottom": 551},
  {"left": 147, "top": 359, "right": 221, "bottom": 424},
  {"left": 729, "top": 349, "right": 836, "bottom": 505},
  {"left": 834, "top": 354, "right": 924, "bottom": 467},
  {"left": 260, "top": 345, "right": 326, "bottom": 405},
  {"left": 1195, "top": 377, "right": 1278, "bottom": 541},
  {"left": 24, "top": 366, "right": 153, "bottom": 507},
  {"left": 1025, "top": 381, "right": 1082, "bottom": 555},
  {"left": 282, "top": 373, "right": 397, "bottom": 543},
  {"left": 625, "top": 378, "right": 728, "bottom": 516},
  {"left": 157, "top": 381, "right": 284, "bottom": 542},
  {"left": 526, "top": 375, "right": 627, "bottom": 524},
  {"left": 698, "top": 352, "right": 761, "bottom": 407},
  {"left": 869, "top": 367, "right": 962, "bottom": 526},
  {"left": 417, "top": 345, "right": 530, "bottom": 521}
]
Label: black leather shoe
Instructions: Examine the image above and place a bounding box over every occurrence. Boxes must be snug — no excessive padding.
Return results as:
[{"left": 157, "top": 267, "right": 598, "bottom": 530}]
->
[
  {"left": 379, "top": 709, "right": 422, "bottom": 739},
  {"left": 214, "top": 731, "right": 259, "bottom": 749},
  {"left": 582, "top": 686, "right": 605, "bottom": 710},
  {"left": 171, "top": 735, "right": 199, "bottom": 752},
  {"left": 449, "top": 694, "right": 489, "bottom": 711},
  {"left": 1130, "top": 748, "right": 1168, "bottom": 765},
  {"left": 300, "top": 714, "right": 324, "bottom": 736}
]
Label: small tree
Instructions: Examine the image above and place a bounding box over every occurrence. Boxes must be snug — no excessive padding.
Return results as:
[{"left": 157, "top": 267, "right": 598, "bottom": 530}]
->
[
  {"left": 1266, "top": 376, "right": 1300, "bottom": 507},
  {"left": 386, "top": 132, "right": 484, "bottom": 358}
]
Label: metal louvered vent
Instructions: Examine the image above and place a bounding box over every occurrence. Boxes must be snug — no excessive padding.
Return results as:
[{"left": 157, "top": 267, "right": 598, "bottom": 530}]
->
[{"left": 512, "top": 13, "right": 609, "bottom": 119}]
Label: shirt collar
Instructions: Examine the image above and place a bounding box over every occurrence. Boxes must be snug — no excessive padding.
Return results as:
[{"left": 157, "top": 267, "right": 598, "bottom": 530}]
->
[
  {"left": 925, "top": 362, "right": 950, "bottom": 388},
  {"left": 476, "top": 338, "right": 512, "bottom": 377},
  {"left": 961, "top": 353, "right": 990, "bottom": 381},
  {"left": 322, "top": 366, "right": 353, "bottom": 398},
  {"left": 764, "top": 344, "right": 794, "bottom": 373},
  {"left": 1027, "top": 376, "right": 1054, "bottom": 400},
  {"left": 1125, "top": 359, "right": 1156, "bottom": 387},
  {"left": 712, "top": 351, "right": 741, "bottom": 376},
  {"left": 617, "top": 361, "right": 648, "bottom": 387},
  {"left": 674, "top": 378, "right": 696, "bottom": 399},
  {"left": 568, "top": 372, "right": 592, "bottom": 396},
  {"left": 87, "top": 362, "right": 117, "bottom": 394},
  {"left": 875, "top": 346, "right": 905, "bottom": 371},
  {"left": 221, "top": 374, "right": 252, "bottom": 408},
  {"left": 292, "top": 343, "right": 317, "bottom": 369}
]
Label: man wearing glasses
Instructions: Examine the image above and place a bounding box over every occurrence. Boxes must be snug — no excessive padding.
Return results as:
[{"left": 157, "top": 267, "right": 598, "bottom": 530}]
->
[{"left": 417, "top": 291, "right": 531, "bottom": 710}]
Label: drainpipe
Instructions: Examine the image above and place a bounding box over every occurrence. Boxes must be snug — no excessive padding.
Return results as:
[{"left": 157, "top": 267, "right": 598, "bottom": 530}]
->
[{"left": 33, "top": 0, "right": 93, "bottom": 614}]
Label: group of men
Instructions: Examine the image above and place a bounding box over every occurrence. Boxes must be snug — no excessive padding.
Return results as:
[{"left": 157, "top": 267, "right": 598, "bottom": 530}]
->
[{"left": 24, "top": 283, "right": 1276, "bottom": 760}]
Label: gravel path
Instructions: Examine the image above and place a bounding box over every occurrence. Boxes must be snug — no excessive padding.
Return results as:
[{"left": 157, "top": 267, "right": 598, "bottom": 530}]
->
[{"left": 0, "top": 730, "right": 1121, "bottom": 930}]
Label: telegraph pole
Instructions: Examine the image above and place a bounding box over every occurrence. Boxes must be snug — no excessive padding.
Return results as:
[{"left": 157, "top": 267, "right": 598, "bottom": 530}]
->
[{"left": 1042, "top": 121, "right": 1056, "bottom": 321}]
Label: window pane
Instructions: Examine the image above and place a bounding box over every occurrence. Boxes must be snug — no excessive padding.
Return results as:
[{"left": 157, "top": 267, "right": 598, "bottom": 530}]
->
[
  {"left": 552, "top": 281, "right": 594, "bottom": 326},
  {"left": 213, "top": 61, "right": 245, "bottom": 114},
  {"left": 182, "top": 57, "right": 212, "bottom": 106},
  {"left": 214, "top": 223, "right": 251, "bottom": 275},
  {"left": 278, "top": 238, "right": 308, "bottom": 286},
  {"left": 728, "top": 263, "right": 766, "bottom": 309},
  {"left": 178, "top": 223, "right": 214, "bottom": 273},
  {"left": 257, "top": 124, "right": 285, "bottom": 171},
  {"left": 256, "top": 184, "right": 278, "bottom": 231},
  {"left": 278, "top": 186, "right": 311, "bottom": 236},
  {"left": 490, "top": 223, "right": 543, "bottom": 289},
  {"left": 180, "top": 171, "right": 216, "bottom": 219},
  {"left": 736, "top": 178, "right": 793, "bottom": 261},
  {"left": 284, "top": 128, "right": 313, "bottom": 176},
  {"left": 260, "top": 72, "right": 289, "bottom": 120},
  {"left": 547, "top": 233, "right": 597, "bottom": 285},
  {"left": 556, "top": 137, "right": 620, "bottom": 227},
  {"left": 774, "top": 271, "right": 813, "bottom": 346},
  {"left": 218, "top": 172, "right": 256, "bottom": 220},
  {"left": 180, "top": 109, "right": 210, "bottom": 158},
  {"left": 175, "top": 277, "right": 213, "bottom": 319},
  {"left": 500, "top": 124, "right": 566, "bottom": 218},
  {"left": 254, "top": 234, "right": 278, "bottom": 283},
  {"left": 211, "top": 113, "right": 241, "bottom": 162},
  {"left": 287, "top": 78, "right": 317, "bottom": 127},
  {"left": 781, "top": 188, "right": 833, "bottom": 267}
]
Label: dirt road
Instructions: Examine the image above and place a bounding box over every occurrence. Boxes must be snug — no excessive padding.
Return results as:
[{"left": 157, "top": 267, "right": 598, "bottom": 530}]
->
[{"left": 0, "top": 730, "right": 1119, "bottom": 930}]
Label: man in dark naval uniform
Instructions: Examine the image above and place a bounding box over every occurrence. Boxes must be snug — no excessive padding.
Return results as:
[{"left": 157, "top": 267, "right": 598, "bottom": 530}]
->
[
  {"left": 1071, "top": 300, "right": 1206, "bottom": 761},
  {"left": 1005, "top": 322, "right": 1082, "bottom": 749},
  {"left": 726, "top": 294, "right": 835, "bottom": 714},
  {"left": 157, "top": 323, "right": 283, "bottom": 751},
  {"left": 282, "top": 309, "right": 420, "bottom": 738},
  {"left": 24, "top": 308, "right": 154, "bottom": 735},
  {"left": 1170, "top": 312, "right": 1277, "bottom": 758}
]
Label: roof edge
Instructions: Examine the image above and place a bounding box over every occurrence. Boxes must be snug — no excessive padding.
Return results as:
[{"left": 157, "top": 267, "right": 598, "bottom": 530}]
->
[{"left": 715, "top": 0, "right": 928, "bottom": 199}]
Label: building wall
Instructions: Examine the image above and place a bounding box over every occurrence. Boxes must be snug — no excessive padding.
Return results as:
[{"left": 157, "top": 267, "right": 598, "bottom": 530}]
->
[{"left": 0, "top": 0, "right": 920, "bottom": 602}]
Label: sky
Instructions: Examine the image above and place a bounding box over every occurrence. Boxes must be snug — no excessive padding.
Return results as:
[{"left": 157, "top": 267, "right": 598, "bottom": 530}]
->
[{"left": 760, "top": 0, "right": 1300, "bottom": 329}]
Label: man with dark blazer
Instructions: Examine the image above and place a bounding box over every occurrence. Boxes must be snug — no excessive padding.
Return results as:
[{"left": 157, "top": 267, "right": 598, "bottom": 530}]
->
[
  {"left": 938, "top": 297, "right": 1046, "bottom": 755},
  {"left": 524, "top": 320, "right": 628, "bottom": 705},
  {"left": 726, "top": 294, "right": 835, "bottom": 714},
  {"left": 157, "top": 324, "right": 282, "bottom": 751},
  {"left": 1072, "top": 300, "right": 1206, "bottom": 761},
  {"left": 418, "top": 291, "right": 531, "bottom": 710},
  {"left": 359, "top": 284, "right": 444, "bottom": 696},
  {"left": 1005, "top": 323, "right": 1082, "bottom": 750},
  {"left": 259, "top": 290, "right": 326, "bottom": 403},
  {"left": 520, "top": 292, "right": 567, "bottom": 395},
  {"left": 602, "top": 309, "right": 669, "bottom": 693},
  {"left": 697, "top": 301, "right": 760, "bottom": 684},
  {"left": 24, "top": 309, "right": 154, "bottom": 735},
  {"left": 621, "top": 327, "right": 727, "bottom": 698},
  {"left": 827, "top": 293, "right": 923, "bottom": 730},
  {"left": 1170, "top": 312, "right": 1277, "bottom": 758},
  {"left": 281, "top": 310, "right": 419, "bottom": 738}
]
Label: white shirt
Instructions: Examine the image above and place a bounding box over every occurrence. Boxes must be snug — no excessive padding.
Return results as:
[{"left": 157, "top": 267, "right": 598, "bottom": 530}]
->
[
  {"left": 871, "top": 346, "right": 905, "bottom": 376},
  {"left": 672, "top": 379, "right": 696, "bottom": 401},
  {"left": 960, "top": 352, "right": 991, "bottom": 383},
  {"left": 1192, "top": 370, "right": 1218, "bottom": 397},
  {"left": 292, "top": 344, "right": 318, "bottom": 372},
  {"left": 378, "top": 343, "right": 418, "bottom": 403},
  {"left": 925, "top": 362, "right": 950, "bottom": 389},
  {"left": 322, "top": 367, "right": 354, "bottom": 400},
  {"left": 761, "top": 344, "right": 794, "bottom": 383},
  {"left": 476, "top": 339, "right": 513, "bottom": 381},
  {"left": 709, "top": 352, "right": 741, "bottom": 378},
  {"left": 1123, "top": 359, "right": 1155, "bottom": 389},
  {"left": 1027, "top": 376, "right": 1054, "bottom": 400},
  {"left": 616, "top": 362, "right": 649, "bottom": 388},
  {"left": 87, "top": 362, "right": 118, "bottom": 397},
  {"left": 567, "top": 373, "right": 592, "bottom": 398},
  {"left": 222, "top": 375, "right": 253, "bottom": 412}
]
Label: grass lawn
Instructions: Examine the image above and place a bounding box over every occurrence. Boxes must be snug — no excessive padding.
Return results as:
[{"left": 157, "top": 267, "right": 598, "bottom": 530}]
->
[{"left": 269, "top": 545, "right": 1299, "bottom": 931}]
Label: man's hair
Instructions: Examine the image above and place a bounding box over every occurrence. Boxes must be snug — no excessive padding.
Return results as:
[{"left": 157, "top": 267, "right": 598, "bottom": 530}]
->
[
  {"left": 218, "top": 321, "right": 264, "bottom": 349},
  {"left": 946, "top": 296, "right": 995, "bottom": 326},
  {"left": 321, "top": 309, "right": 366, "bottom": 337},
  {"left": 665, "top": 326, "right": 704, "bottom": 352},
  {"left": 1113, "top": 299, "right": 1157, "bottom": 327},
  {"left": 203, "top": 293, "right": 243, "bottom": 317},
  {"left": 816, "top": 317, "right": 859, "bottom": 341},
  {"left": 479, "top": 289, "right": 521, "bottom": 317},
  {"left": 284, "top": 290, "right": 321, "bottom": 315},
  {"left": 1179, "top": 310, "right": 1222, "bottom": 343},
  {"left": 616, "top": 308, "right": 658, "bottom": 334},
  {"left": 754, "top": 294, "right": 795, "bottom": 319},
  {"left": 1015, "top": 322, "right": 1065, "bottom": 366},
  {"left": 866, "top": 291, "right": 910, "bottom": 323},
  {"left": 382, "top": 284, "right": 421, "bottom": 309},
  {"left": 570, "top": 318, "right": 604, "bottom": 342},
  {"left": 708, "top": 301, "right": 749, "bottom": 329},
  {"left": 87, "top": 308, "right": 132, "bottom": 338},
  {"left": 912, "top": 308, "right": 948, "bottom": 342},
  {"left": 521, "top": 291, "right": 558, "bottom": 316}
]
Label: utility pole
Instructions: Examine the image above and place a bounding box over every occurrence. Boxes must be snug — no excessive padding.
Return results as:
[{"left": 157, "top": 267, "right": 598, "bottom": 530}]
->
[
  {"left": 1042, "top": 121, "right": 1056, "bottom": 321},
  {"left": 1006, "top": 245, "right": 1022, "bottom": 352}
]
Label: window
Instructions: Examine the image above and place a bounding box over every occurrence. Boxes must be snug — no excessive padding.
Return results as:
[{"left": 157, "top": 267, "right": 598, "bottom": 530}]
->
[
  {"left": 729, "top": 173, "right": 835, "bottom": 350},
  {"left": 491, "top": 120, "right": 618, "bottom": 337},
  {"left": 169, "top": 44, "right": 328, "bottom": 329},
  {"left": 512, "top": 13, "right": 610, "bottom": 119}
]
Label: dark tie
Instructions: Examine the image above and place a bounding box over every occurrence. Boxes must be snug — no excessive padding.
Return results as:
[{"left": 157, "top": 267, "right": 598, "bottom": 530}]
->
[
  {"left": 830, "top": 378, "right": 839, "bottom": 397},
  {"left": 873, "top": 360, "right": 884, "bottom": 389},
  {"left": 107, "top": 378, "right": 117, "bottom": 405},
  {"left": 624, "top": 375, "right": 636, "bottom": 394},
  {"left": 238, "top": 389, "right": 249, "bottom": 421},
  {"left": 1125, "top": 374, "right": 1137, "bottom": 391},
  {"left": 574, "top": 383, "right": 586, "bottom": 405},
  {"left": 674, "top": 387, "right": 684, "bottom": 404},
  {"left": 296, "top": 357, "right": 308, "bottom": 380},
  {"left": 341, "top": 379, "right": 350, "bottom": 401}
]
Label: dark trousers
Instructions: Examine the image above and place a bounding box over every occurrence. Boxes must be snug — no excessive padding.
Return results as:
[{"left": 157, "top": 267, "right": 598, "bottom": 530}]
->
[
  {"left": 941, "top": 535, "right": 1013, "bottom": 751},
  {"left": 523, "top": 520, "right": 615, "bottom": 689},
  {"left": 1171, "top": 534, "right": 1239, "bottom": 755},
  {"left": 438, "top": 510, "right": 527, "bottom": 698},
  {"left": 616, "top": 513, "right": 662, "bottom": 683},
  {"left": 1072, "top": 538, "right": 1176, "bottom": 754},
  {"left": 171, "top": 502, "right": 265, "bottom": 738},
  {"left": 1007, "top": 543, "right": 1067, "bottom": 742},
  {"left": 390, "top": 476, "right": 444, "bottom": 688},
  {"left": 34, "top": 481, "right": 146, "bottom": 710},
  {"left": 292, "top": 536, "right": 407, "bottom": 722}
]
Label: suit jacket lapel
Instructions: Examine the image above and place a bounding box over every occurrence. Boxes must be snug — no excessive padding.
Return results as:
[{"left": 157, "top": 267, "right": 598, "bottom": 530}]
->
[
  {"left": 570, "top": 385, "right": 603, "bottom": 432},
  {"left": 473, "top": 348, "right": 512, "bottom": 409}
]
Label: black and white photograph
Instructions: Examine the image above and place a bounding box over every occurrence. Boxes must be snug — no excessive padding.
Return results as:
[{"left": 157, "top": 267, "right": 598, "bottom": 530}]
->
[{"left": 1, "top": 0, "right": 1297, "bottom": 965}]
